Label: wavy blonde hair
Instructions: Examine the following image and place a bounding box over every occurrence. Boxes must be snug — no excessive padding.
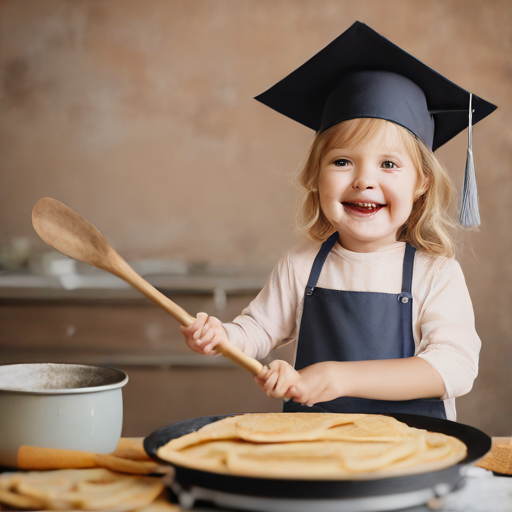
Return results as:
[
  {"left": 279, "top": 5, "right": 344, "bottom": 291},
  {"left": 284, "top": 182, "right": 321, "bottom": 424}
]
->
[{"left": 295, "top": 118, "right": 457, "bottom": 258}]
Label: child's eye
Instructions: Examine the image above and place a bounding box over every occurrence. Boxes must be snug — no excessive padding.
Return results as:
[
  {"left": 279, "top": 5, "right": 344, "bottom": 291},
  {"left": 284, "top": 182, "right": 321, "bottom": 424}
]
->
[
  {"left": 334, "top": 159, "right": 351, "bottom": 167},
  {"left": 382, "top": 160, "right": 398, "bottom": 169}
]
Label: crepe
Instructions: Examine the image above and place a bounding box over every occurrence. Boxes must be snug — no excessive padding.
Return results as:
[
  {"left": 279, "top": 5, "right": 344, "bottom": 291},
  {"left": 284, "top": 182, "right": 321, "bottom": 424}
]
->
[{"left": 157, "top": 413, "right": 467, "bottom": 480}]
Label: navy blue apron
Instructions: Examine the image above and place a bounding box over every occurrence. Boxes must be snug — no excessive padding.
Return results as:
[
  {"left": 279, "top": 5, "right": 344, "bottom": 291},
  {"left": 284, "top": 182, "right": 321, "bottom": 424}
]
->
[{"left": 283, "top": 232, "right": 446, "bottom": 419}]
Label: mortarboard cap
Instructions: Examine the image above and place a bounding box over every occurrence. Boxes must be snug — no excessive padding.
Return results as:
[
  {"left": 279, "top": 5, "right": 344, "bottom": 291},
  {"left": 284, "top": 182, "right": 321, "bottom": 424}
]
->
[{"left": 255, "top": 21, "right": 497, "bottom": 227}]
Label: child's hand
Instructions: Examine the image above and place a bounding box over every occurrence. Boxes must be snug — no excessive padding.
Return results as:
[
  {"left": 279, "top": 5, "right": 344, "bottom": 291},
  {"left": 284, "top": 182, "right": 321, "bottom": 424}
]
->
[
  {"left": 180, "top": 312, "right": 228, "bottom": 356},
  {"left": 255, "top": 361, "right": 334, "bottom": 406},
  {"left": 254, "top": 360, "right": 302, "bottom": 401}
]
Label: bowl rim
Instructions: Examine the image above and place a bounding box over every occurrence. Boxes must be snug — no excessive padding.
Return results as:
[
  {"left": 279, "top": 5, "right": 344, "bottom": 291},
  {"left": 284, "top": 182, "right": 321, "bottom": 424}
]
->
[{"left": 0, "top": 363, "right": 129, "bottom": 395}]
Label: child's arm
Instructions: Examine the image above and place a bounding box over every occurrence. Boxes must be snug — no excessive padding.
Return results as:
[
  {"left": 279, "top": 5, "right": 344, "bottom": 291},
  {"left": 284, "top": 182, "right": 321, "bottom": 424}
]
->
[
  {"left": 255, "top": 358, "right": 445, "bottom": 406},
  {"left": 414, "top": 259, "right": 480, "bottom": 400},
  {"left": 181, "top": 249, "right": 309, "bottom": 360}
]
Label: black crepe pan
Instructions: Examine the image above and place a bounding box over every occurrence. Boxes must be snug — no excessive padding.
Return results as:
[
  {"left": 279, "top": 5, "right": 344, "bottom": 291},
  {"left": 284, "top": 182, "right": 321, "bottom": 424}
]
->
[{"left": 144, "top": 412, "right": 491, "bottom": 499}]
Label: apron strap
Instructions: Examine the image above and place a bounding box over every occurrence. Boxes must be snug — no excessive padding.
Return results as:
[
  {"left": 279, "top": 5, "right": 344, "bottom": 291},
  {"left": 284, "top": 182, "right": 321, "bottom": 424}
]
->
[
  {"left": 306, "top": 235, "right": 417, "bottom": 297},
  {"left": 400, "top": 243, "right": 416, "bottom": 358},
  {"left": 401, "top": 243, "right": 416, "bottom": 295},
  {"left": 305, "top": 232, "right": 339, "bottom": 296}
]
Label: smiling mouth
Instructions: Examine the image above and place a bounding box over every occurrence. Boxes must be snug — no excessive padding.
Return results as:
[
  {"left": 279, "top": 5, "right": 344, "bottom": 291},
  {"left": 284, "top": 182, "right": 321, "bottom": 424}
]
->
[{"left": 342, "top": 201, "right": 386, "bottom": 215}]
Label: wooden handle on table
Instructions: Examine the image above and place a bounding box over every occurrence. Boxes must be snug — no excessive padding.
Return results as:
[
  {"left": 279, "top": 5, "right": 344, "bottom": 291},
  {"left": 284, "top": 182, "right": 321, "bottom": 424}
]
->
[
  {"left": 17, "top": 444, "right": 162, "bottom": 474},
  {"left": 18, "top": 446, "right": 96, "bottom": 470},
  {"left": 113, "top": 256, "right": 263, "bottom": 376}
]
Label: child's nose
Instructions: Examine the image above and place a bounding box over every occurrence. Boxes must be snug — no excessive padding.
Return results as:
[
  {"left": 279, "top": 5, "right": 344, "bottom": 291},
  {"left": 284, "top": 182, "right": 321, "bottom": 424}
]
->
[
  {"left": 352, "top": 165, "right": 377, "bottom": 190},
  {"left": 352, "top": 177, "right": 376, "bottom": 190}
]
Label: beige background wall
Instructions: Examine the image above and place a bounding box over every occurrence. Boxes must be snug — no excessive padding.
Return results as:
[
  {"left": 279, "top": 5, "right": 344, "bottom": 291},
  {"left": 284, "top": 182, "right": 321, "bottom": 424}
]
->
[{"left": 1, "top": 0, "right": 511, "bottom": 433}]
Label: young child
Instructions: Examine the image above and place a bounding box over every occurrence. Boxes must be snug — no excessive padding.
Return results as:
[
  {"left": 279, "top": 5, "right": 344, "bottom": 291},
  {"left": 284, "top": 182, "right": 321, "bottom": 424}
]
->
[{"left": 180, "top": 22, "right": 496, "bottom": 421}]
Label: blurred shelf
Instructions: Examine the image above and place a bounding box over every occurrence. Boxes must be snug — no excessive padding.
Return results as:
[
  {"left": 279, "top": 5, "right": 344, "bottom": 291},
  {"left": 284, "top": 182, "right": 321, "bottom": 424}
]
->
[
  {"left": 0, "top": 349, "right": 235, "bottom": 368},
  {"left": 0, "top": 272, "right": 267, "bottom": 303}
]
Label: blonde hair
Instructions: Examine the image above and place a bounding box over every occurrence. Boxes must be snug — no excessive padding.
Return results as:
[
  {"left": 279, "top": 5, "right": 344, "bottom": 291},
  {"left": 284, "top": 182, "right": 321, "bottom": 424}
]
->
[{"left": 295, "top": 118, "right": 457, "bottom": 258}]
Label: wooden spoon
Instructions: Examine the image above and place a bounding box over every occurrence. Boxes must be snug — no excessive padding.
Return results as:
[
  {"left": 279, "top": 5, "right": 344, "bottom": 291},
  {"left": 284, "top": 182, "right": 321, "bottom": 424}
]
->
[{"left": 31, "top": 197, "right": 263, "bottom": 376}]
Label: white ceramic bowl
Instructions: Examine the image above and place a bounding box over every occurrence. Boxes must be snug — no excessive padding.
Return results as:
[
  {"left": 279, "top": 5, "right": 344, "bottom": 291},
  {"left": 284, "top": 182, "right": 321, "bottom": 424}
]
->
[{"left": 0, "top": 363, "right": 128, "bottom": 467}]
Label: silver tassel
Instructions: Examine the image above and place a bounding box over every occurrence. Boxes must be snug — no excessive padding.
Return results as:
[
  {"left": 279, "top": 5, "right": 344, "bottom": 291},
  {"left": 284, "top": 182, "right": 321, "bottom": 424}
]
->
[{"left": 459, "top": 93, "right": 480, "bottom": 228}]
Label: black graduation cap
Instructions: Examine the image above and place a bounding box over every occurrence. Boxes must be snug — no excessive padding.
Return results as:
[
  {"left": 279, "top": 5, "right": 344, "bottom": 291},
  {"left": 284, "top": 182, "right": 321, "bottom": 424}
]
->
[{"left": 255, "top": 21, "right": 497, "bottom": 227}]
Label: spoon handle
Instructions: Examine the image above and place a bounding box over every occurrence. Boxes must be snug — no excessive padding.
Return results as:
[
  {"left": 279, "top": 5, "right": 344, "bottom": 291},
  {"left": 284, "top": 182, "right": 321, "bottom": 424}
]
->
[
  {"left": 113, "top": 256, "right": 196, "bottom": 326},
  {"left": 217, "top": 342, "right": 263, "bottom": 376},
  {"left": 112, "top": 255, "right": 264, "bottom": 376}
]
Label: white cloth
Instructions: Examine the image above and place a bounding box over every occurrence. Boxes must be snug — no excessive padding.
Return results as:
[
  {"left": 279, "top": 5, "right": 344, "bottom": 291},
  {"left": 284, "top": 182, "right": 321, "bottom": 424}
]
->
[{"left": 223, "top": 240, "right": 481, "bottom": 421}]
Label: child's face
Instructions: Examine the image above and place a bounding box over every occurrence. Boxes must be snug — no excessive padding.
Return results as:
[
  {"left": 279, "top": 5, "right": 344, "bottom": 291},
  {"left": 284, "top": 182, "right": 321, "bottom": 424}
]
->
[{"left": 319, "top": 123, "right": 420, "bottom": 252}]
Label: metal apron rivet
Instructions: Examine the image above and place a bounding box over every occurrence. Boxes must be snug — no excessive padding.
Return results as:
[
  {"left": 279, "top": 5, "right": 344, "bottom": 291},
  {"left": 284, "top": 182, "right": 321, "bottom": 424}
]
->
[{"left": 398, "top": 293, "right": 411, "bottom": 304}]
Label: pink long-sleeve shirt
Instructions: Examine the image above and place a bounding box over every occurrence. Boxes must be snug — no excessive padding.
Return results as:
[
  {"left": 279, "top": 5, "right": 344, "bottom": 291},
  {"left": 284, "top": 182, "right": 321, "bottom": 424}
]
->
[{"left": 223, "top": 240, "right": 481, "bottom": 421}]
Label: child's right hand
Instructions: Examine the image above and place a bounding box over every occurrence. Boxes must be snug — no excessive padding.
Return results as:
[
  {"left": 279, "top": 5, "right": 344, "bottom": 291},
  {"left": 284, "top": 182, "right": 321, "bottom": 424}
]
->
[{"left": 180, "top": 312, "right": 228, "bottom": 356}]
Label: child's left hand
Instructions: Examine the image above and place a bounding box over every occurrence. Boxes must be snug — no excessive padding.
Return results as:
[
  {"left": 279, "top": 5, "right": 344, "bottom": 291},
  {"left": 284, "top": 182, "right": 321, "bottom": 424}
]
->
[{"left": 254, "top": 360, "right": 332, "bottom": 407}]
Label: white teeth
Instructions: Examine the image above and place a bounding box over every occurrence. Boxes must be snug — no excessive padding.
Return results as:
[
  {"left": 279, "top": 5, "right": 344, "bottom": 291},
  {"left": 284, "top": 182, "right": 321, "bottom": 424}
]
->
[{"left": 354, "top": 202, "right": 377, "bottom": 208}]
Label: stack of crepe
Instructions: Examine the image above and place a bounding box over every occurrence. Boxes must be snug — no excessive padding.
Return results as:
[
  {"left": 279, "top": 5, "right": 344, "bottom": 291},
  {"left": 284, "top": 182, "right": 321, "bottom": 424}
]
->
[{"left": 157, "top": 413, "right": 467, "bottom": 480}]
